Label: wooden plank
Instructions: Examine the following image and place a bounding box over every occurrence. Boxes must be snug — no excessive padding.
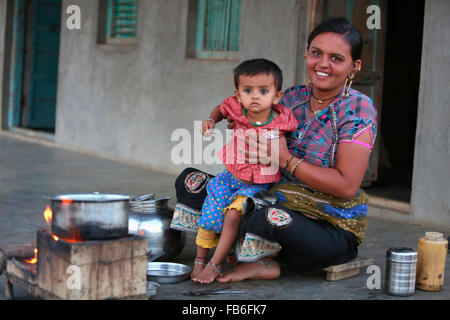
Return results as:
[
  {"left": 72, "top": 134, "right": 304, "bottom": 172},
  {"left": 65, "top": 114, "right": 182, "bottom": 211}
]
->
[
  {"left": 323, "top": 257, "right": 374, "bottom": 281},
  {"left": 326, "top": 268, "right": 360, "bottom": 281},
  {"left": 3, "top": 274, "right": 14, "bottom": 300},
  {"left": 323, "top": 257, "right": 374, "bottom": 272}
]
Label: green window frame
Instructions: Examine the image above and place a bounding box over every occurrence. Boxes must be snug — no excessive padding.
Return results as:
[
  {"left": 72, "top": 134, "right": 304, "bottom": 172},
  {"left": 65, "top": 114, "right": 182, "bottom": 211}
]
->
[
  {"left": 196, "top": 0, "right": 242, "bottom": 60},
  {"left": 106, "top": 0, "right": 139, "bottom": 45}
]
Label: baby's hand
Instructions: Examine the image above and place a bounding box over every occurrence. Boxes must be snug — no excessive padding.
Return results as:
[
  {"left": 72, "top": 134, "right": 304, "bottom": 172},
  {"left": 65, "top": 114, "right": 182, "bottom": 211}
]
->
[{"left": 201, "top": 119, "right": 215, "bottom": 136}]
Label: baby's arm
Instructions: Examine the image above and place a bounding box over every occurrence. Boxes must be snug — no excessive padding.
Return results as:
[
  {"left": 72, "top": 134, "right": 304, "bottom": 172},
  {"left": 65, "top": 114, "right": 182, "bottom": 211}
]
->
[{"left": 202, "top": 105, "right": 224, "bottom": 135}]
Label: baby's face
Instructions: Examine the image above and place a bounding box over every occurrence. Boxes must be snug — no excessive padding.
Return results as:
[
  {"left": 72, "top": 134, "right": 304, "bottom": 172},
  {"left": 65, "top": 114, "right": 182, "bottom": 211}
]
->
[{"left": 234, "top": 73, "right": 282, "bottom": 115}]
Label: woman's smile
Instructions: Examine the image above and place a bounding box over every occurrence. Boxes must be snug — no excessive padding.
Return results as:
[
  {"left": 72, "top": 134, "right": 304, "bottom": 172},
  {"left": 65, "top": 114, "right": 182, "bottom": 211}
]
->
[{"left": 315, "top": 70, "right": 331, "bottom": 78}]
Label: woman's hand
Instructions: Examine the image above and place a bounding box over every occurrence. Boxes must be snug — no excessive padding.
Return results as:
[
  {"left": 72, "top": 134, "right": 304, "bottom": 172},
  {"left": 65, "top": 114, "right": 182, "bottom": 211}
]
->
[{"left": 236, "top": 132, "right": 290, "bottom": 168}]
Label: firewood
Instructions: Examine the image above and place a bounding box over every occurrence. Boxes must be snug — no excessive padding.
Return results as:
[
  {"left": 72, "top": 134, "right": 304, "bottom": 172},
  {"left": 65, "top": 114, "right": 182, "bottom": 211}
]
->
[{"left": 0, "top": 242, "right": 36, "bottom": 259}]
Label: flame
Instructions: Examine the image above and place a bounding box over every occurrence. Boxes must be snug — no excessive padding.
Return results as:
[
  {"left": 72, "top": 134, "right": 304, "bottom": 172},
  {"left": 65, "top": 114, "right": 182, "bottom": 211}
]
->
[
  {"left": 43, "top": 206, "right": 52, "bottom": 225},
  {"left": 25, "top": 248, "right": 38, "bottom": 264},
  {"left": 43, "top": 206, "right": 59, "bottom": 240},
  {"left": 61, "top": 197, "right": 73, "bottom": 204},
  {"left": 43, "top": 204, "right": 82, "bottom": 243}
]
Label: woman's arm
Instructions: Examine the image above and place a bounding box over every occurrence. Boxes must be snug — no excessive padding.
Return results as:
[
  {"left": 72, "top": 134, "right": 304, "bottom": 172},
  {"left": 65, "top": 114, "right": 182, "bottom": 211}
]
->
[{"left": 280, "top": 131, "right": 372, "bottom": 200}]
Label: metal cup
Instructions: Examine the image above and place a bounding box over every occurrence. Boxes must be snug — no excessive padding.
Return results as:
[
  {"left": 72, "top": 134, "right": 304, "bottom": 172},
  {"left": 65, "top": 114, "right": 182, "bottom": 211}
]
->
[{"left": 385, "top": 247, "right": 418, "bottom": 296}]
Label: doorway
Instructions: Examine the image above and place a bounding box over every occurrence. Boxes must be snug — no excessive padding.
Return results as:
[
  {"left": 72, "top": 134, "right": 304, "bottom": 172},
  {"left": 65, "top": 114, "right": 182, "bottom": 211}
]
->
[
  {"left": 320, "top": 0, "right": 424, "bottom": 203},
  {"left": 364, "top": 0, "right": 424, "bottom": 203},
  {"left": 8, "top": 0, "right": 61, "bottom": 134}
]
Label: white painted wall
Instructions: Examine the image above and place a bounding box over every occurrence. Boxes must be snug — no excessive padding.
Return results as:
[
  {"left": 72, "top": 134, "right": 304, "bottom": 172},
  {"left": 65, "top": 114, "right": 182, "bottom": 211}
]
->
[
  {"left": 55, "top": 0, "right": 301, "bottom": 175},
  {"left": 411, "top": 0, "right": 450, "bottom": 227}
]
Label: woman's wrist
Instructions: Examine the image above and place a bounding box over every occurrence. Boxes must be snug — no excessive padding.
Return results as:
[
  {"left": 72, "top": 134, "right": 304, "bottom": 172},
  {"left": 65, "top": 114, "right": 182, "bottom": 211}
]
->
[
  {"left": 280, "top": 151, "right": 293, "bottom": 170},
  {"left": 289, "top": 158, "right": 303, "bottom": 176},
  {"left": 284, "top": 155, "right": 295, "bottom": 170}
]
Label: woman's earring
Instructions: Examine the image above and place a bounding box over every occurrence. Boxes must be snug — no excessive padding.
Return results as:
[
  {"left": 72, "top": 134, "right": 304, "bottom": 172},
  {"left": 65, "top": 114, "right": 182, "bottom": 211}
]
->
[
  {"left": 342, "top": 65, "right": 360, "bottom": 97},
  {"left": 305, "top": 72, "right": 312, "bottom": 87},
  {"left": 341, "top": 74, "right": 354, "bottom": 97},
  {"left": 304, "top": 50, "right": 312, "bottom": 87}
]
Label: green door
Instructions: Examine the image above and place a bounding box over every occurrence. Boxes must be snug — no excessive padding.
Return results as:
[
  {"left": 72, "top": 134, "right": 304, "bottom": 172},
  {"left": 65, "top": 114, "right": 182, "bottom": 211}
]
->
[
  {"left": 11, "top": 0, "right": 61, "bottom": 132},
  {"left": 25, "top": 0, "right": 61, "bottom": 131}
]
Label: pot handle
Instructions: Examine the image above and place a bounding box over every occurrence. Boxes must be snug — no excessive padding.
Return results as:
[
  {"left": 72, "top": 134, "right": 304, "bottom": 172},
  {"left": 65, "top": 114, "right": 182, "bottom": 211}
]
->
[{"left": 148, "top": 251, "right": 165, "bottom": 262}]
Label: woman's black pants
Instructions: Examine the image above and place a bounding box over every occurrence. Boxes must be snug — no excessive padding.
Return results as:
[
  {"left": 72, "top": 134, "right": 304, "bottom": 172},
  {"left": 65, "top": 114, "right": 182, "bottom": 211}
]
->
[{"left": 240, "top": 204, "right": 359, "bottom": 271}]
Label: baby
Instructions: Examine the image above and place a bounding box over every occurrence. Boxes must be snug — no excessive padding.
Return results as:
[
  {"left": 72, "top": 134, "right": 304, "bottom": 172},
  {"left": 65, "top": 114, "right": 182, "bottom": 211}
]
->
[{"left": 192, "top": 58, "right": 297, "bottom": 283}]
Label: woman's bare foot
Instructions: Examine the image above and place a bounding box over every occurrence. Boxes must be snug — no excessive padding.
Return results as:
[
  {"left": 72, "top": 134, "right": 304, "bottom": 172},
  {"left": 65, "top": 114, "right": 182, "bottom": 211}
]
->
[
  {"left": 195, "top": 261, "right": 222, "bottom": 284},
  {"left": 190, "top": 257, "right": 207, "bottom": 282},
  {"left": 216, "top": 258, "right": 280, "bottom": 283}
]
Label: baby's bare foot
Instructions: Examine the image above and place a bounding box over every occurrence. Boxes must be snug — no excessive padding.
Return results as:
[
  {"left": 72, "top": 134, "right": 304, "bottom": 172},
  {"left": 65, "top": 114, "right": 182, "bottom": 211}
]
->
[
  {"left": 190, "top": 257, "right": 207, "bottom": 282},
  {"left": 196, "top": 261, "right": 222, "bottom": 284}
]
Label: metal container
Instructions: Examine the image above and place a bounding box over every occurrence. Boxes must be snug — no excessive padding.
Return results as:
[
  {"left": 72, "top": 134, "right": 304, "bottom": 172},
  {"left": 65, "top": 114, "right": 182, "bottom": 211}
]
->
[
  {"left": 385, "top": 247, "right": 418, "bottom": 296},
  {"left": 128, "top": 194, "right": 186, "bottom": 261},
  {"left": 50, "top": 193, "right": 130, "bottom": 241},
  {"left": 146, "top": 262, "right": 192, "bottom": 284}
]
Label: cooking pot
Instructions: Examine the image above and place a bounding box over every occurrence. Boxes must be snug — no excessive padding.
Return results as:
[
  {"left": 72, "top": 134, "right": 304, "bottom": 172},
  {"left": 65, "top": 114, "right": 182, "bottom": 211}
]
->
[
  {"left": 49, "top": 193, "right": 130, "bottom": 241},
  {"left": 128, "top": 194, "right": 186, "bottom": 261}
]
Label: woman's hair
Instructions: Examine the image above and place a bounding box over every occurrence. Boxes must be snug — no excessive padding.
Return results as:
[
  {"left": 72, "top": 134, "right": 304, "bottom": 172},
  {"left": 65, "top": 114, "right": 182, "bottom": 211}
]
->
[
  {"left": 307, "top": 18, "right": 363, "bottom": 61},
  {"left": 233, "top": 58, "right": 283, "bottom": 91}
]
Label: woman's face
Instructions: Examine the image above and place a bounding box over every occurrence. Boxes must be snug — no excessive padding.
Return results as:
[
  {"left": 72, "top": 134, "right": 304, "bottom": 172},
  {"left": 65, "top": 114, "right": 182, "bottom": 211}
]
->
[{"left": 306, "top": 32, "right": 361, "bottom": 95}]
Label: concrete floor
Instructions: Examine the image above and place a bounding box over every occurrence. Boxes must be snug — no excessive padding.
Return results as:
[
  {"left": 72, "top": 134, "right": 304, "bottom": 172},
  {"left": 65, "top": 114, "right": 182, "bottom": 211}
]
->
[{"left": 0, "top": 132, "right": 449, "bottom": 300}]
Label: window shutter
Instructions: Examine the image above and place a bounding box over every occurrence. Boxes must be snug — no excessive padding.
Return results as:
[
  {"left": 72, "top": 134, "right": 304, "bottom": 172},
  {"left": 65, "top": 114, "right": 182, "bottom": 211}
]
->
[
  {"left": 196, "top": 0, "right": 241, "bottom": 59},
  {"left": 106, "top": 0, "right": 139, "bottom": 42}
]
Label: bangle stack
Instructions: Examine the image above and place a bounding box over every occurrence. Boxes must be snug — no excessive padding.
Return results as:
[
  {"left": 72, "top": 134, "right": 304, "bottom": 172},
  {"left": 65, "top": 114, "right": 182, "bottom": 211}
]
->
[
  {"left": 284, "top": 155, "right": 295, "bottom": 170},
  {"left": 207, "top": 118, "right": 216, "bottom": 126},
  {"left": 289, "top": 158, "right": 303, "bottom": 176}
]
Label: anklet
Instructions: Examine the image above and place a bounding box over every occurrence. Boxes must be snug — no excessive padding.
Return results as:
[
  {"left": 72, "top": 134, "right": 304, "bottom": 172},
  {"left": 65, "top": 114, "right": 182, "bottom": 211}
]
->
[
  {"left": 207, "top": 261, "right": 223, "bottom": 276},
  {"left": 194, "top": 257, "right": 207, "bottom": 266},
  {"left": 257, "top": 259, "right": 274, "bottom": 267}
]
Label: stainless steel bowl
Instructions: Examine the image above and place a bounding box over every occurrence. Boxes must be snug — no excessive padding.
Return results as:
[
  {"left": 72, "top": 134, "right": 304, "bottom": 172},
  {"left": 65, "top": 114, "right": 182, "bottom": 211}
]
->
[{"left": 147, "top": 262, "right": 192, "bottom": 284}]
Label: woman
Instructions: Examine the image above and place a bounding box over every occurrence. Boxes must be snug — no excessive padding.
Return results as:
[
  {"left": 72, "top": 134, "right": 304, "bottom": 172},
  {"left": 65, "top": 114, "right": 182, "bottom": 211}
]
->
[{"left": 170, "top": 17, "right": 377, "bottom": 283}]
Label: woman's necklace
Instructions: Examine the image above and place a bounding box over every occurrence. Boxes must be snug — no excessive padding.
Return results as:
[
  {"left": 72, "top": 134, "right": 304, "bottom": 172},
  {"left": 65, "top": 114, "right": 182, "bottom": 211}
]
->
[
  {"left": 243, "top": 108, "right": 274, "bottom": 126},
  {"left": 309, "top": 91, "right": 341, "bottom": 116}
]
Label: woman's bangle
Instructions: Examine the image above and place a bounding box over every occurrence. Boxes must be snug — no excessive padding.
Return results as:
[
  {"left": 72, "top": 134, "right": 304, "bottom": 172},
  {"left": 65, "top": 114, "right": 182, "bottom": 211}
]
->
[
  {"left": 284, "top": 155, "right": 295, "bottom": 170},
  {"left": 289, "top": 158, "right": 303, "bottom": 176},
  {"left": 206, "top": 118, "right": 216, "bottom": 126}
]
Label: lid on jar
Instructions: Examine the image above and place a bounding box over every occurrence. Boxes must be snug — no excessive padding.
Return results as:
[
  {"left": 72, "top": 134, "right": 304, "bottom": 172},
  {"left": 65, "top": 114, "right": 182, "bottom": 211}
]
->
[
  {"left": 387, "top": 247, "right": 418, "bottom": 263},
  {"left": 424, "top": 232, "right": 444, "bottom": 241}
]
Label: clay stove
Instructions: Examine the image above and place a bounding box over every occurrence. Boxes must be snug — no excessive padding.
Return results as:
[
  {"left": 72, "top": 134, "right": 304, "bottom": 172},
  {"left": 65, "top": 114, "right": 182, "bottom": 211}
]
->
[{"left": 4, "top": 229, "right": 148, "bottom": 300}]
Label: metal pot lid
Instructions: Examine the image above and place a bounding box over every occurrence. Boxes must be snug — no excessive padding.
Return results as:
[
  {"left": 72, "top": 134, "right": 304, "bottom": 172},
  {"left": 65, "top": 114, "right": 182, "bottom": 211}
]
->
[
  {"left": 49, "top": 193, "right": 130, "bottom": 202},
  {"left": 386, "top": 247, "right": 418, "bottom": 263},
  {"left": 130, "top": 196, "right": 171, "bottom": 207},
  {"left": 131, "top": 193, "right": 155, "bottom": 202}
]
